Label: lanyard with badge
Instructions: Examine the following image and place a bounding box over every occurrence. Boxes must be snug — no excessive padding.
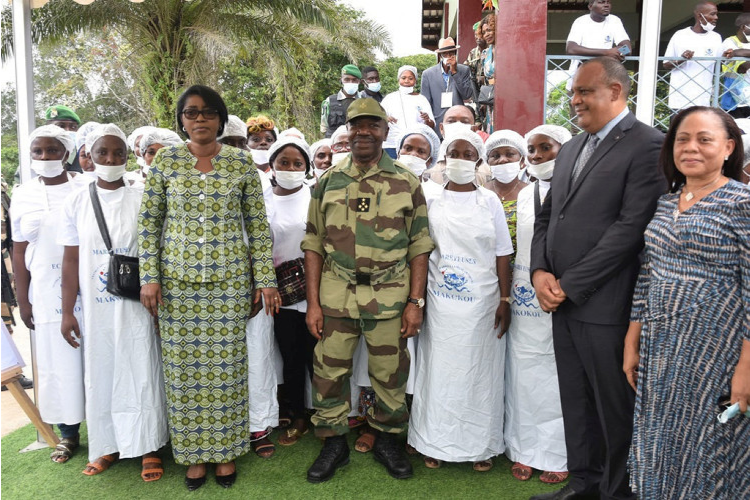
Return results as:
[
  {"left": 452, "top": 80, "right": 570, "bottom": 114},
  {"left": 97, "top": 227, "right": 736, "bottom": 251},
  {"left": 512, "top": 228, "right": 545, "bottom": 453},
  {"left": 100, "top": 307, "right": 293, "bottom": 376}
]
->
[{"left": 441, "top": 73, "right": 453, "bottom": 109}]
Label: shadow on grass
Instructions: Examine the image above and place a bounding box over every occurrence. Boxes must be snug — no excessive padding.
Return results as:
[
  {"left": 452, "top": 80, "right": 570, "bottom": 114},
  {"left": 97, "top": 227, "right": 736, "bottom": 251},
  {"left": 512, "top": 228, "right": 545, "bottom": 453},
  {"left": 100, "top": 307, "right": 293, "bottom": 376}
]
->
[{"left": 1, "top": 423, "right": 564, "bottom": 499}]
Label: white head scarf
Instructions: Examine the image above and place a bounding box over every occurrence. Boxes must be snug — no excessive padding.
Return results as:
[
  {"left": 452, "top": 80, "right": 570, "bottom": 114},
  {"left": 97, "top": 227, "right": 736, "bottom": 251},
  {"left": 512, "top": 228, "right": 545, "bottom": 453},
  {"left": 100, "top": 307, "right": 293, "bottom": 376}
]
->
[
  {"left": 397, "top": 125, "right": 441, "bottom": 166},
  {"left": 397, "top": 65, "right": 418, "bottom": 82},
  {"left": 485, "top": 129, "right": 526, "bottom": 160},
  {"left": 127, "top": 126, "right": 157, "bottom": 153},
  {"left": 331, "top": 125, "right": 349, "bottom": 145},
  {"left": 140, "top": 128, "right": 183, "bottom": 151},
  {"left": 443, "top": 129, "right": 486, "bottom": 160},
  {"left": 219, "top": 115, "right": 247, "bottom": 140},
  {"left": 75, "top": 121, "right": 101, "bottom": 151},
  {"left": 29, "top": 124, "right": 76, "bottom": 160},
  {"left": 268, "top": 136, "right": 312, "bottom": 173},
  {"left": 278, "top": 127, "right": 306, "bottom": 142},
  {"left": 309, "top": 138, "right": 332, "bottom": 159},
  {"left": 86, "top": 123, "right": 128, "bottom": 154},
  {"left": 524, "top": 124, "right": 572, "bottom": 148}
]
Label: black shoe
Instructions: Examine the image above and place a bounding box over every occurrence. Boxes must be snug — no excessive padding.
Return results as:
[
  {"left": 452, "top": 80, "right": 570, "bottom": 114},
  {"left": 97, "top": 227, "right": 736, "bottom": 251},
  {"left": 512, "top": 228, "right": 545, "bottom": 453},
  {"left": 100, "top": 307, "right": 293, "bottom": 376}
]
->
[
  {"left": 372, "top": 431, "right": 413, "bottom": 479},
  {"left": 529, "top": 485, "right": 598, "bottom": 500},
  {"left": 215, "top": 471, "right": 236, "bottom": 488},
  {"left": 184, "top": 474, "right": 207, "bottom": 491},
  {"left": 307, "top": 435, "right": 350, "bottom": 483},
  {"left": 18, "top": 376, "right": 33, "bottom": 389}
]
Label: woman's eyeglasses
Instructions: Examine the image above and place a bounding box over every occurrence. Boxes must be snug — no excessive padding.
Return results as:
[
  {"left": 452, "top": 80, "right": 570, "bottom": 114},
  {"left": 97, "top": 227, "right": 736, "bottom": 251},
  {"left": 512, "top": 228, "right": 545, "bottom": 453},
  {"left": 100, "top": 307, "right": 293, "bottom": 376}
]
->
[
  {"left": 182, "top": 108, "right": 219, "bottom": 120},
  {"left": 331, "top": 143, "right": 350, "bottom": 153}
]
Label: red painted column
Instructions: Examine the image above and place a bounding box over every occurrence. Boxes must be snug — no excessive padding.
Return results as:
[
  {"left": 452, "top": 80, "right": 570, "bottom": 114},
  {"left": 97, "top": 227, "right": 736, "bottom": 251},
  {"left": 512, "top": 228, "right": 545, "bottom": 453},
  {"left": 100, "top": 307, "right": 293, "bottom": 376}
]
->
[
  {"left": 493, "top": 0, "right": 548, "bottom": 134},
  {"left": 457, "top": 0, "right": 484, "bottom": 63}
]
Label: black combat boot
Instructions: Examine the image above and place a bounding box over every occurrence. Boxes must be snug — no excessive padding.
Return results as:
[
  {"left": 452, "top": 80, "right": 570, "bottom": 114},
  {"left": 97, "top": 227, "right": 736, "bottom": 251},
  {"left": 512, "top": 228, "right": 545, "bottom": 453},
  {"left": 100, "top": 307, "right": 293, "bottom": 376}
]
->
[
  {"left": 306, "top": 435, "right": 350, "bottom": 483},
  {"left": 372, "top": 431, "right": 413, "bottom": 479}
]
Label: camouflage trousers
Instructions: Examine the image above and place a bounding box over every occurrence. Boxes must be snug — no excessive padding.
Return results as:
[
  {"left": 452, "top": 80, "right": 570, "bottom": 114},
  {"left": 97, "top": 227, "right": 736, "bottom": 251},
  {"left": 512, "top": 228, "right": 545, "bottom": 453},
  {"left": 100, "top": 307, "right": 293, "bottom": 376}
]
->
[{"left": 311, "top": 315, "right": 410, "bottom": 437}]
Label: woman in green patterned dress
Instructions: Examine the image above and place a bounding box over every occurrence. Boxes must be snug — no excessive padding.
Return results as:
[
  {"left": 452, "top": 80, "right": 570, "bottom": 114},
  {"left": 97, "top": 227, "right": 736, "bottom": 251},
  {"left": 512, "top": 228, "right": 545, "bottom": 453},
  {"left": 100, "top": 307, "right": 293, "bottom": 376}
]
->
[
  {"left": 138, "top": 85, "right": 279, "bottom": 490},
  {"left": 484, "top": 130, "right": 529, "bottom": 255}
]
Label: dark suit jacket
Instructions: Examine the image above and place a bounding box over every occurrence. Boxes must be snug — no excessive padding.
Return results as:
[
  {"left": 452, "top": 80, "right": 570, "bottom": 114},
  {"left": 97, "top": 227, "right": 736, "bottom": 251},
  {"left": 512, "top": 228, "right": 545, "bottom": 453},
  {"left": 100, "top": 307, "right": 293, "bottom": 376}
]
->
[
  {"left": 530, "top": 112, "right": 665, "bottom": 325},
  {"left": 420, "top": 62, "right": 475, "bottom": 133}
]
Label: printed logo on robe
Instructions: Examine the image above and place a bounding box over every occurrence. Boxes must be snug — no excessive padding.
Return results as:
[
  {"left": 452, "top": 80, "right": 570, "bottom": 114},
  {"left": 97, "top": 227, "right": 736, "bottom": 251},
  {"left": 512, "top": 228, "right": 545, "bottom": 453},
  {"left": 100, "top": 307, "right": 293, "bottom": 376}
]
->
[
  {"left": 512, "top": 279, "right": 539, "bottom": 309},
  {"left": 605, "top": 35, "right": 612, "bottom": 43},
  {"left": 706, "top": 48, "right": 714, "bottom": 56},
  {"left": 438, "top": 265, "right": 472, "bottom": 293},
  {"left": 53, "top": 276, "right": 63, "bottom": 301},
  {"left": 91, "top": 263, "right": 109, "bottom": 293}
]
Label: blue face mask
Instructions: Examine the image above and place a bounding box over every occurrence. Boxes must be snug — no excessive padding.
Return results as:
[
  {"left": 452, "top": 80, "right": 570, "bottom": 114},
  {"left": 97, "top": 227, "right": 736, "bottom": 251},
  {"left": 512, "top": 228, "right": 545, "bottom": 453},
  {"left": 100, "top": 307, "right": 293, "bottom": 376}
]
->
[
  {"left": 342, "top": 82, "right": 359, "bottom": 96},
  {"left": 366, "top": 81, "right": 382, "bottom": 93}
]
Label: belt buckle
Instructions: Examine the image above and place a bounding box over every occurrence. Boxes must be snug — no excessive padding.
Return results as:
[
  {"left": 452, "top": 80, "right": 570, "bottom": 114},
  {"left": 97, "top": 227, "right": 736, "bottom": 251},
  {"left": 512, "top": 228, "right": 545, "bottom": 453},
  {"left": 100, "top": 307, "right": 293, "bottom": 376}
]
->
[{"left": 355, "top": 272, "right": 371, "bottom": 286}]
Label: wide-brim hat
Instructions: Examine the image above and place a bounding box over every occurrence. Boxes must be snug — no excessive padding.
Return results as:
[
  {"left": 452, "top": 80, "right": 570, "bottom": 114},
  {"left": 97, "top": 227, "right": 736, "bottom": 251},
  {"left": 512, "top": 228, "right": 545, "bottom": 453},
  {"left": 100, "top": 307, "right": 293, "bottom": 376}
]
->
[{"left": 435, "top": 37, "right": 460, "bottom": 54}]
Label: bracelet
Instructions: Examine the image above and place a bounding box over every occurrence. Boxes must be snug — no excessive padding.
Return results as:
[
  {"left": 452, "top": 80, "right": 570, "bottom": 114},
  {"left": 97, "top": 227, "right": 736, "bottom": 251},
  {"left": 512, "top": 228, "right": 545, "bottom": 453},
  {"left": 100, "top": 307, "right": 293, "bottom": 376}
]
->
[{"left": 500, "top": 297, "right": 511, "bottom": 303}]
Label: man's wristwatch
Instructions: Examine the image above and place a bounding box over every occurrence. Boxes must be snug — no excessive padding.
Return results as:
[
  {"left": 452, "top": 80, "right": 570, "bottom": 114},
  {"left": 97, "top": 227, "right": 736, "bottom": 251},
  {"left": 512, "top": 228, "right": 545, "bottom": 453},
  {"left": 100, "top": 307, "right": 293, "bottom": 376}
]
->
[{"left": 407, "top": 297, "right": 425, "bottom": 308}]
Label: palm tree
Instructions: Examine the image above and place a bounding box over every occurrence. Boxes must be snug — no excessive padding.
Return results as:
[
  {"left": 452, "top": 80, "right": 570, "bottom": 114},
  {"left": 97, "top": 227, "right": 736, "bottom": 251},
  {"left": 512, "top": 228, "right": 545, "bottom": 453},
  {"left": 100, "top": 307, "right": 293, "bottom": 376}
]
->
[{"left": 2, "top": 0, "right": 390, "bottom": 127}]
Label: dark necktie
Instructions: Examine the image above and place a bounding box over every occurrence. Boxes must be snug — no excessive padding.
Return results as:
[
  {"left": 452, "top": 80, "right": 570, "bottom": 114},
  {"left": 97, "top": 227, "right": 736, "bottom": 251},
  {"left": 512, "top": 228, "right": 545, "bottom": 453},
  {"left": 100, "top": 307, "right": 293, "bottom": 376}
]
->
[{"left": 571, "top": 134, "right": 600, "bottom": 183}]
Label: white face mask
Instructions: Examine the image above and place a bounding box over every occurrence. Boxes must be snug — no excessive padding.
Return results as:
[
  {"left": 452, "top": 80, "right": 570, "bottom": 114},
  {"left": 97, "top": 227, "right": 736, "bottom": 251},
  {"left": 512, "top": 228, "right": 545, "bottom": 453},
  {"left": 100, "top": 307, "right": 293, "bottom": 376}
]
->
[
  {"left": 331, "top": 152, "right": 349, "bottom": 165},
  {"left": 526, "top": 159, "right": 555, "bottom": 181},
  {"left": 93, "top": 162, "right": 127, "bottom": 182},
  {"left": 314, "top": 167, "right": 329, "bottom": 179},
  {"left": 30, "top": 159, "right": 64, "bottom": 178},
  {"left": 398, "top": 154, "right": 428, "bottom": 177},
  {"left": 275, "top": 170, "right": 307, "bottom": 190},
  {"left": 445, "top": 158, "right": 477, "bottom": 185},
  {"left": 699, "top": 13, "right": 715, "bottom": 32},
  {"left": 366, "top": 82, "right": 381, "bottom": 93},
  {"left": 136, "top": 156, "right": 147, "bottom": 168},
  {"left": 491, "top": 161, "right": 521, "bottom": 184},
  {"left": 342, "top": 82, "right": 359, "bottom": 95},
  {"left": 442, "top": 121, "right": 472, "bottom": 138},
  {"left": 399, "top": 85, "right": 414, "bottom": 94},
  {"left": 250, "top": 148, "right": 270, "bottom": 165},
  {"left": 83, "top": 171, "right": 99, "bottom": 180}
]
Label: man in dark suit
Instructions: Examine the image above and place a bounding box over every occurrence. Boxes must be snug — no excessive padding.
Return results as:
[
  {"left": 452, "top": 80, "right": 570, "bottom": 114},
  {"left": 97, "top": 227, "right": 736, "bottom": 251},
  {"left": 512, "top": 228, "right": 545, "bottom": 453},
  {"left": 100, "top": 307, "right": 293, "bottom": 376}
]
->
[
  {"left": 420, "top": 37, "right": 475, "bottom": 137},
  {"left": 529, "top": 57, "right": 665, "bottom": 500}
]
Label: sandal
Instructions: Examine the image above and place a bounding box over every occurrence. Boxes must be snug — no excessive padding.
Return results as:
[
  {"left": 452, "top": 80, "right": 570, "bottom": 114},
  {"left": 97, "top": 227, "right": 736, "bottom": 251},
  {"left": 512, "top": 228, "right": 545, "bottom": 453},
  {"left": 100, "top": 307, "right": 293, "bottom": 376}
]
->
[
  {"left": 141, "top": 454, "right": 164, "bottom": 482},
  {"left": 278, "top": 426, "right": 308, "bottom": 446},
  {"left": 354, "top": 429, "right": 376, "bottom": 453},
  {"left": 540, "top": 470, "right": 569, "bottom": 484},
  {"left": 82, "top": 453, "right": 118, "bottom": 476},
  {"left": 250, "top": 431, "right": 275, "bottom": 458},
  {"left": 424, "top": 456, "right": 442, "bottom": 469},
  {"left": 474, "top": 458, "right": 493, "bottom": 472},
  {"left": 51, "top": 436, "right": 79, "bottom": 463},
  {"left": 405, "top": 443, "right": 419, "bottom": 456},
  {"left": 512, "top": 461, "right": 533, "bottom": 480}
]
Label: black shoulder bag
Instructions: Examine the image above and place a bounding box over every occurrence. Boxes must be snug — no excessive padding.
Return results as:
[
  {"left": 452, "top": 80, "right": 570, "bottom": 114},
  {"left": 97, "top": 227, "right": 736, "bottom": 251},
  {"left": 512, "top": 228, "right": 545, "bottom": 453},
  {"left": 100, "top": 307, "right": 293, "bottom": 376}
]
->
[{"left": 88, "top": 182, "right": 141, "bottom": 301}]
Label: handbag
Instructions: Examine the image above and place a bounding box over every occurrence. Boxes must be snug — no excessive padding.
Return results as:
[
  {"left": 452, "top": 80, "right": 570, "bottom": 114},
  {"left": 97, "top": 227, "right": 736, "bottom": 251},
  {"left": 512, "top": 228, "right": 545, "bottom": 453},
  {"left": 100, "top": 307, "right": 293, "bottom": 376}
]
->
[
  {"left": 88, "top": 182, "right": 141, "bottom": 301},
  {"left": 275, "top": 257, "right": 305, "bottom": 306},
  {"left": 477, "top": 84, "right": 495, "bottom": 106}
]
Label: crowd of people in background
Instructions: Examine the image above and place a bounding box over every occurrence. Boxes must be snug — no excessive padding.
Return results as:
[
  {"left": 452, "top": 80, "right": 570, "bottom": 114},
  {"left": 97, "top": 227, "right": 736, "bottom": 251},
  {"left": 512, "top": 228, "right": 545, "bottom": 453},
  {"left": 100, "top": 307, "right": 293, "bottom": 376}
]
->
[{"left": 2, "top": 1, "right": 750, "bottom": 499}]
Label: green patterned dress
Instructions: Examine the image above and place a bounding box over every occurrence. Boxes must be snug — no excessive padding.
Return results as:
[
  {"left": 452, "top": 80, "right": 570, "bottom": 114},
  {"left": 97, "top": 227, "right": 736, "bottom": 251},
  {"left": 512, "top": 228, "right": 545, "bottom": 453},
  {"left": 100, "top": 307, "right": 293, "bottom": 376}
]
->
[
  {"left": 138, "top": 144, "right": 276, "bottom": 465},
  {"left": 502, "top": 199, "right": 518, "bottom": 262}
]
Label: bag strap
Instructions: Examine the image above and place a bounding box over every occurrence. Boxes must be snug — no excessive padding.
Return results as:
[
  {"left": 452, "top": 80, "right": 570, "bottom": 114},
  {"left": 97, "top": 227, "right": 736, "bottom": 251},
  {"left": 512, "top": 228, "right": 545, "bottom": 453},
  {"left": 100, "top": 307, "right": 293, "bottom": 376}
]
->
[{"left": 88, "top": 182, "right": 113, "bottom": 255}]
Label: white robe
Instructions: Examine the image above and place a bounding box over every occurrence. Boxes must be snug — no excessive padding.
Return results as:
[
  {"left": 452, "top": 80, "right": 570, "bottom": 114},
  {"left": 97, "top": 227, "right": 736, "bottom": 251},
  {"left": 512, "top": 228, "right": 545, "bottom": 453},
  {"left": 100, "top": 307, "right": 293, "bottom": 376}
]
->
[
  {"left": 58, "top": 183, "right": 167, "bottom": 460},
  {"left": 504, "top": 181, "right": 567, "bottom": 471}
]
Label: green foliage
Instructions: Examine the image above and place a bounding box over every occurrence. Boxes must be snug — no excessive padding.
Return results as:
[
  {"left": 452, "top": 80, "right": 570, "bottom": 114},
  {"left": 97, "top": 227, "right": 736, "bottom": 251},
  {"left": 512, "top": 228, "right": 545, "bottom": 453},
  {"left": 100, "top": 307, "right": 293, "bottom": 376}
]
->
[
  {"left": 373, "top": 54, "right": 438, "bottom": 95},
  {"left": 545, "top": 81, "right": 571, "bottom": 127},
  {"left": 1, "top": 134, "right": 19, "bottom": 188}
]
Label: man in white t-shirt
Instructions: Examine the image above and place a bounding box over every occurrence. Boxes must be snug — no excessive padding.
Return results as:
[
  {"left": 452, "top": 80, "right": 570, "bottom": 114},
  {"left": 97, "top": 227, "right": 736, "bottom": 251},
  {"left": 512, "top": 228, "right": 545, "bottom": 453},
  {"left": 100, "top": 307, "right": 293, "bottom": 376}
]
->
[
  {"left": 565, "top": 0, "right": 631, "bottom": 90},
  {"left": 722, "top": 13, "right": 750, "bottom": 118},
  {"left": 663, "top": 2, "right": 730, "bottom": 111}
]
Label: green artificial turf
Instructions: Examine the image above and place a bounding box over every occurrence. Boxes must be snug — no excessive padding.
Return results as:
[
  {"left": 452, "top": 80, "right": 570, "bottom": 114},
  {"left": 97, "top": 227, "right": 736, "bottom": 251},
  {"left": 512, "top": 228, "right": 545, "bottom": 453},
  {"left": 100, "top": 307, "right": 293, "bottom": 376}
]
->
[{"left": 2, "top": 423, "right": 564, "bottom": 499}]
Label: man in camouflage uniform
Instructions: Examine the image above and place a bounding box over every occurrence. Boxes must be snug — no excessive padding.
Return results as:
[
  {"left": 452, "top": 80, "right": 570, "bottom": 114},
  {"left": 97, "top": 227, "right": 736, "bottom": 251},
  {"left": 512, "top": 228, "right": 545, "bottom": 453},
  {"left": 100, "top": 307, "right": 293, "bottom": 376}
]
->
[{"left": 302, "top": 98, "right": 434, "bottom": 483}]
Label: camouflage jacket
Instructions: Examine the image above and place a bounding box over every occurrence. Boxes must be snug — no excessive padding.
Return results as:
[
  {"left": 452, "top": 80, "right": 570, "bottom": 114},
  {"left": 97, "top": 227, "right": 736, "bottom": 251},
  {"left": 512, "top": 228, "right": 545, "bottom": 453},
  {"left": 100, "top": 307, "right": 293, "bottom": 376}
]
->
[{"left": 301, "top": 153, "right": 434, "bottom": 320}]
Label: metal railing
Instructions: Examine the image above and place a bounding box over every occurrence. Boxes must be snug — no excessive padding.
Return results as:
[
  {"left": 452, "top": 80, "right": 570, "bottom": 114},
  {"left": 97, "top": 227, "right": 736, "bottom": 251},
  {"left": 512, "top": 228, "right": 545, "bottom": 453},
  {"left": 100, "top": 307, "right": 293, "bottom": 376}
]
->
[{"left": 544, "top": 55, "right": 748, "bottom": 132}]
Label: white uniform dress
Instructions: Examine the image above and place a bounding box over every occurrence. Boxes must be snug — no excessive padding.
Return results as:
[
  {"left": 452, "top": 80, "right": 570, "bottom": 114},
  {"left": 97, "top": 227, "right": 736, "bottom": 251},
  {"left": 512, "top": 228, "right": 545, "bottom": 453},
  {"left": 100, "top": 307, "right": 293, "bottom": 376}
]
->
[
  {"left": 58, "top": 183, "right": 167, "bottom": 460},
  {"left": 10, "top": 175, "right": 86, "bottom": 425},
  {"left": 504, "top": 181, "right": 567, "bottom": 471},
  {"left": 408, "top": 186, "right": 513, "bottom": 462}
]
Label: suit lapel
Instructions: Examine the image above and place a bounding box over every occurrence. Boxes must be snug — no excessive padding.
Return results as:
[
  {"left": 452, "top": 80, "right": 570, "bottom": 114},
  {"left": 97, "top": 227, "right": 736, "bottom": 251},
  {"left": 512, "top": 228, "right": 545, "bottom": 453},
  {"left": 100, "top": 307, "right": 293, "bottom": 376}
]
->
[
  {"left": 563, "top": 113, "right": 636, "bottom": 207},
  {"left": 560, "top": 135, "right": 588, "bottom": 198}
]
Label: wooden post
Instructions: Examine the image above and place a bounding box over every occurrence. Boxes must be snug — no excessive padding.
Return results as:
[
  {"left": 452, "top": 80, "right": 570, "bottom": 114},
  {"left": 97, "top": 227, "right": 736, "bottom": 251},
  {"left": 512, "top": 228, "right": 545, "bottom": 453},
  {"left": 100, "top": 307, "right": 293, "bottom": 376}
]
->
[
  {"left": 493, "top": 0, "right": 548, "bottom": 134},
  {"left": 2, "top": 367, "right": 59, "bottom": 447}
]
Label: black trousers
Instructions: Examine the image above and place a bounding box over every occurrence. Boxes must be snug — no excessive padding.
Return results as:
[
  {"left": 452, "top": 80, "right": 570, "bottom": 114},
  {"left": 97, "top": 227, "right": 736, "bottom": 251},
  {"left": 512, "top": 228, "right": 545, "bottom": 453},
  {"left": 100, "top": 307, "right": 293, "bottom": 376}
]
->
[
  {"left": 552, "top": 311, "right": 636, "bottom": 500},
  {"left": 273, "top": 308, "right": 317, "bottom": 419}
]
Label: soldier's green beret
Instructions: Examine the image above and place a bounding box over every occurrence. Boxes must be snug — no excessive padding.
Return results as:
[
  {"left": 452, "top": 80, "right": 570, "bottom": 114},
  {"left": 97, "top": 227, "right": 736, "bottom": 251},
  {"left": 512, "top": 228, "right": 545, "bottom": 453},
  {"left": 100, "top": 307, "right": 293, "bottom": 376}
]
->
[
  {"left": 44, "top": 105, "right": 81, "bottom": 125},
  {"left": 341, "top": 64, "right": 362, "bottom": 79},
  {"left": 346, "top": 98, "right": 388, "bottom": 123}
]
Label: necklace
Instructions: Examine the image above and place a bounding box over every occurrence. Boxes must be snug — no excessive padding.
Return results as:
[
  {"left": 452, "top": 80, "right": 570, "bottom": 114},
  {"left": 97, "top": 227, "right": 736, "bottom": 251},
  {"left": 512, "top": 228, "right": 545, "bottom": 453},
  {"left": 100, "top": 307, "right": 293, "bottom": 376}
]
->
[
  {"left": 493, "top": 178, "right": 518, "bottom": 201},
  {"left": 683, "top": 175, "right": 721, "bottom": 201}
]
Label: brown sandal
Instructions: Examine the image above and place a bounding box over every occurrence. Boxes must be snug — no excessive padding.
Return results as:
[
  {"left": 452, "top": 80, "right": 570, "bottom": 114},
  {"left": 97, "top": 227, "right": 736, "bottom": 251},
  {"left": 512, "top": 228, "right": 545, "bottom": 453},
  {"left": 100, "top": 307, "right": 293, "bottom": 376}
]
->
[
  {"left": 141, "top": 455, "right": 164, "bottom": 482},
  {"left": 540, "top": 470, "right": 569, "bottom": 484},
  {"left": 82, "top": 453, "right": 118, "bottom": 476},
  {"left": 424, "top": 456, "right": 443, "bottom": 469},
  {"left": 278, "top": 426, "right": 308, "bottom": 446},
  {"left": 512, "top": 461, "right": 533, "bottom": 480},
  {"left": 251, "top": 431, "right": 275, "bottom": 458},
  {"left": 473, "top": 458, "right": 493, "bottom": 472},
  {"left": 51, "top": 436, "right": 79, "bottom": 463},
  {"left": 354, "top": 430, "right": 376, "bottom": 453}
]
